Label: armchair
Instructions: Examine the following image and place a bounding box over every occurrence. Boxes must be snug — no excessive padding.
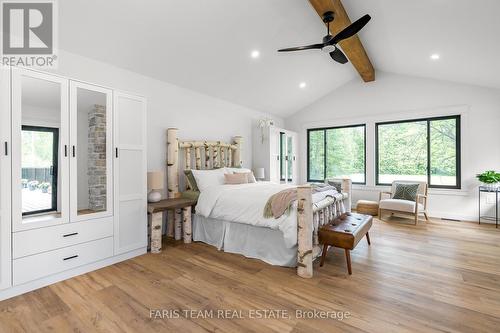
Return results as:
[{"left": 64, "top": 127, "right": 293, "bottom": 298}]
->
[{"left": 378, "top": 181, "right": 429, "bottom": 225}]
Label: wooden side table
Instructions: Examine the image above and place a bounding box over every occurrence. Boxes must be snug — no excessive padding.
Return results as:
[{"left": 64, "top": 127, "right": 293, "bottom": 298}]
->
[{"left": 147, "top": 198, "right": 197, "bottom": 253}]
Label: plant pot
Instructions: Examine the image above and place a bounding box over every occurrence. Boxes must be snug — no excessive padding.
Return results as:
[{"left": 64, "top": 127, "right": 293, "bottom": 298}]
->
[{"left": 483, "top": 183, "right": 500, "bottom": 191}]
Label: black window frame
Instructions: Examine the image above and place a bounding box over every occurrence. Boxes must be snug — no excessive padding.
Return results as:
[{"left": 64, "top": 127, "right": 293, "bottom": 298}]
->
[
  {"left": 375, "top": 115, "right": 461, "bottom": 189},
  {"left": 307, "top": 124, "right": 367, "bottom": 184},
  {"left": 21, "top": 125, "right": 59, "bottom": 216}
]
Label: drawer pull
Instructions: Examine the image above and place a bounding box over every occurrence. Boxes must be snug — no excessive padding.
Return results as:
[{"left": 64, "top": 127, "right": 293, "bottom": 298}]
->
[
  {"left": 62, "top": 232, "right": 79, "bottom": 237},
  {"left": 63, "top": 255, "right": 79, "bottom": 261}
]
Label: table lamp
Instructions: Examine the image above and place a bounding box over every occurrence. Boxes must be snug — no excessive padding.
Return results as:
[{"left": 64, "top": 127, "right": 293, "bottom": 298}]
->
[
  {"left": 147, "top": 171, "right": 164, "bottom": 202},
  {"left": 254, "top": 167, "right": 265, "bottom": 181}
]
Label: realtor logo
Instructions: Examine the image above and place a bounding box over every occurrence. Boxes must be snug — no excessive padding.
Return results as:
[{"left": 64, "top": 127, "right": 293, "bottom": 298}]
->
[{"left": 1, "top": 0, "right": 57, "bottom": 67}]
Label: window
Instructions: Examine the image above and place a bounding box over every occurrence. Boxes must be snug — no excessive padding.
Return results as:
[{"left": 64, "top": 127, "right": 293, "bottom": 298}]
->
[
  {"left": 21, "top": 126, "right": 59, "bottom": 215},
  {"left": 307, "top": 125, "right": 366, "bottom": 184},
  {"left": 376, "top": 115, "right": 460, "bottom": 188}
]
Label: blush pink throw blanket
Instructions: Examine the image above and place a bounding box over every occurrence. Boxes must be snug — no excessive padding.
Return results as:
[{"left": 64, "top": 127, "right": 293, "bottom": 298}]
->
[{"left": 263, "top": 184, "right": 337, "bottom": 219}]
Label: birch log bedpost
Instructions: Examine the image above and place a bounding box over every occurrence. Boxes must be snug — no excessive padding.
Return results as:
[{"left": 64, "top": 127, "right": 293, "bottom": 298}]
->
[
  {"left": 297, "top": 185, "right": 314, "bottom": 278},
  {"left": 167, "top": 128, "right": 180, "bottom": 238},
  {"left": 167, "top": 128, "right": 180, "bottom": 198},
  {"left": 183, "top": 206, "right": 192, "bottom": 243},
  {"left": 233, "top": 136, "right": 243, "bottom": 167},
  {"left": 184, "top": 146, "right": 191, "bottom": 190}
]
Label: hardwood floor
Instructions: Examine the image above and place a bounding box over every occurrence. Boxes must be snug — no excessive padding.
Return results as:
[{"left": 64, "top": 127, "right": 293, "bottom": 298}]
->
[{"left": 1, "top": 217, "right": 499, "bottom": 332}]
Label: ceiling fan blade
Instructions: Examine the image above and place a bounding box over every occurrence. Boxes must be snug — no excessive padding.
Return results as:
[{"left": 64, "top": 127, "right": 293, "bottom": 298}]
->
[
  {"left": 330, "top": 48, "right": 348, "bottom": 64},
  {"left": 329, "top": 14, "right": 371, "bottom": 45},
  {"left": 277, "top": 44, "right": 323, "bottom": 52}
]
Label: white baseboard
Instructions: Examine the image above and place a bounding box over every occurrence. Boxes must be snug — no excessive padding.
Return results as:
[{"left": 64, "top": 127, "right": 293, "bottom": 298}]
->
[{"left": 0, "top": 247, "right": 147, "bottom": 301}]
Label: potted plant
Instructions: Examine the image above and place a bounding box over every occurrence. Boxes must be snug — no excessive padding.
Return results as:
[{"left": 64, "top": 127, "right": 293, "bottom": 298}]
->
[
  {"left": 476, "top": 170, "right": 500, "bottom": 190},
  {"left": 28, "top": 180, "right": 39, "bottom": 191},
  {"left": 21, "top": 179, "right": 28, "bottom": 188},
  {"left": 39, "top": 182, "right": 51, "bottom": 193}
]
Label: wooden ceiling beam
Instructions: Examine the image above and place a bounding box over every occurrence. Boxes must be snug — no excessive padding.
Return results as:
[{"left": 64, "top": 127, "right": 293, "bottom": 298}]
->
[{"left": 308, "top": 0, "right": 375, "bottom": 82}]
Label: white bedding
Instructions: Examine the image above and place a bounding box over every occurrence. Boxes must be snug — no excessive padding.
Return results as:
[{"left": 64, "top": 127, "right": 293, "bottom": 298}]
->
[{"left": 195, "top": 182, "right": 339, "bottom": 248}]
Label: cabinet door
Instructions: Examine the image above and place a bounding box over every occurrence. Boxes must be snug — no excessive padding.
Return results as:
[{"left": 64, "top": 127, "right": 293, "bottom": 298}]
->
[
  {"left": 0, "top": 65, "right": 11, "bottom": 290},
  {"left": 113, "top": 92, "right": 147, "bottom": 254},
  {"left": 290, "top": 132, "right": 299, "bottom": 185},
  {"left": 69, "top": 81, "right": 113, "bottom": 222},
  {"left": 269, "top": 127, "right": 280, "bottom": 183},
  {"left": 11, "top": 68, "right": 70, "bottom": 232}
]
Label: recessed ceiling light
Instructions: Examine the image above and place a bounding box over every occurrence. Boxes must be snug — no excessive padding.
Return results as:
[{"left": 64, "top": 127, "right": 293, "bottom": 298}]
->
[
  {"left": 299, "top": 82, "right": 307, "bottom": 89},
  {"left": 251, "top": 50, "right": 260, "bottom": 59},
  {"left": 430, "top": 54, "right": 440, "bottom": 60}
]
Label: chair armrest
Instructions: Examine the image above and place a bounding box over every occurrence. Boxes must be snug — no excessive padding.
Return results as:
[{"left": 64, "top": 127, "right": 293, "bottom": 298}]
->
[
  {"left": 379, "top": 191, "right": 392, "bottom": 201},
  {"left": 416, "top": 194, "right": 428, "bottom": 207}
]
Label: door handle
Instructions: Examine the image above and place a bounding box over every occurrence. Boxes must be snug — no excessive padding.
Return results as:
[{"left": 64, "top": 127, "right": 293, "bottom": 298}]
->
[
  {"left": 4, "top": 142, "right": 7, "bottom": 156},
  {"left": 64, "top": 145, "right": 68, "bottom": 157},
  {"left": 63, "top": 255, "right": 79, "bottom": 261},
  {"left": 72, "top": 145, "right": 76, "bottom": 157},
  {"left": 115, "top": 147, "right": 118, "bottom": 158},
  {"left": 62, "top": 232, "right": 78, "bottom": 237}
]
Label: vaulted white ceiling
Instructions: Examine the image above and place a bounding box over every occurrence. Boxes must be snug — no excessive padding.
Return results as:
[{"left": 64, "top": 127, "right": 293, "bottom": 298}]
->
[{"left": 59, "top": 0, "right": 500, "bottom": 117}]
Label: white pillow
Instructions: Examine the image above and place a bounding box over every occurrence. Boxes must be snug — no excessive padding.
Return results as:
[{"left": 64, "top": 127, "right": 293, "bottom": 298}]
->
[
  {"left": 225, "top": 167, "right": 256, "bottom": 183},
  {"left": 191, "top": 168, "right": 226, "bottom": 191},
  {"left": 225, "top": 167, "right": 252, "bottom": 174}
]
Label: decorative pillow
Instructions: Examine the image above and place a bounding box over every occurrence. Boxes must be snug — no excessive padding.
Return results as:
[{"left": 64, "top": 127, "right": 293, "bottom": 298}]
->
[
  {"left": 326, "top": 180, "right": 342, "bottom": 193},
  {"left": 180, "top": 190, "right": 200, "bottom": 201},
  {"left": 184, "top": 170, "right": 199, "bottom": 191},
  {"left": 392, "top": 183, "right": 419, "bottom": 202},
  {"left": 191, "top": 168, "right": 226, "bottom": 191},
  {"left": 226, "top": 167, "right": 256, "bottom": 183},
  {"left": 224, "top": 173, "right": 249, "bottom": 184}
]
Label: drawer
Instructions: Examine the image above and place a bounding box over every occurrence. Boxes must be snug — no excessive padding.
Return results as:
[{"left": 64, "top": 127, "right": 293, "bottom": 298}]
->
[
  {"left": 13, "top": 217, "right": 113, "bottom": 259},
  {"left": 13, "top": 237, "right": 113, "bottom": 286}
]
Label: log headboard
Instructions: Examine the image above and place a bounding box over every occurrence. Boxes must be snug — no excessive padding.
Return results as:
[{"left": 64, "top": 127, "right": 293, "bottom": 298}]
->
[{"left": 166, "top": 128, "right": 243, "bottom": 199}]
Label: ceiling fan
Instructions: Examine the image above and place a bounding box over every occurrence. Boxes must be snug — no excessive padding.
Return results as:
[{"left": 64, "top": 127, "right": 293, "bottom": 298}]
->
[{"left": 278, "top": 11, "right": 371, "bottom": 64}]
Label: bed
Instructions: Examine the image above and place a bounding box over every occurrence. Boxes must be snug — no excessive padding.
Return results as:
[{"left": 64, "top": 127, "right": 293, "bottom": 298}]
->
[{"left": 166, "top": 128, "right": 352, "bottom": 278}]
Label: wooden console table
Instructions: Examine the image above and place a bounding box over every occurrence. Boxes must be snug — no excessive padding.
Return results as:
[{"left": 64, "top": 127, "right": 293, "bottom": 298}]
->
[{"left": 147, "top": 198, "right": 197, "bottom": 253}]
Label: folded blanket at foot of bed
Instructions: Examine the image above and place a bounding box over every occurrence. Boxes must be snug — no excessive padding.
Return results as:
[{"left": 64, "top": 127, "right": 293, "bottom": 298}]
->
[{"left": 263, "top": 184, "right": 337, "bottom": 219}]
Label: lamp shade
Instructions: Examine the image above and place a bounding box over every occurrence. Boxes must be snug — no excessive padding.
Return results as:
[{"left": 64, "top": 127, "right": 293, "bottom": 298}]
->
[
  {"left": 254, "top": 167, "right": 265, "bottom": 180},
  {"left": 147, "top": 171, "right": 164, "bottom": 190}
]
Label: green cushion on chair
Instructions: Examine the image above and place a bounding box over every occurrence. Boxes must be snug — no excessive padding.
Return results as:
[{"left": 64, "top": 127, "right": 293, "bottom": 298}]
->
[{"left": 392, "top": 183, "right": 419, "bottom": 202}]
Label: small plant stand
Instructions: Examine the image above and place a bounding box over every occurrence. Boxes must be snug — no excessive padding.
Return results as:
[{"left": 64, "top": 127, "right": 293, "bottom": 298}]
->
[{"left": 479, "top": 186, "right": 499, "bottom": 228}]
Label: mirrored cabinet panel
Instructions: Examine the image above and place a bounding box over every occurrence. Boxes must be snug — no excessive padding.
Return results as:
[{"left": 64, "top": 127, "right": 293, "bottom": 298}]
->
[
  {"left": 70, "top": 82, "right": 113, "bottom": 221},
  {"left": 12, "top": 69, "right": 69, "bottom": 231}
]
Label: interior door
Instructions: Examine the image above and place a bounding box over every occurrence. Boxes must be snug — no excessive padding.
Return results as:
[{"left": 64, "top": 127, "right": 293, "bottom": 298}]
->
[
  {"left": 113, "top": 91, "right": 147, "bottom": 254},
  {"left": 0, "top": 65, "right": 11, "bottom": 290},
  {"left": 11, "top": 68, "right": 69, "bottom": 232},
  {"left": 69, "top": 81, "right": 113, "bottom": 222}
]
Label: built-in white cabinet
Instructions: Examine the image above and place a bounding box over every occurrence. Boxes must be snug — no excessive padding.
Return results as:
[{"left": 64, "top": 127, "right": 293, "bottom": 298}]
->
[
  {"left": 0, "top": 65, "right": 11, "bottom": 290},
  {"left": 113, "top": 92, "right": 147, "bottom": 254},
  {"left": 69, "top": 81, "right": 113, "bottom": 222},
  {"left": 0, "top": 66, "right": 147, "bottom": 299},
  {"left": 11, "top": 68, "right": 70, "bottom": 231}
]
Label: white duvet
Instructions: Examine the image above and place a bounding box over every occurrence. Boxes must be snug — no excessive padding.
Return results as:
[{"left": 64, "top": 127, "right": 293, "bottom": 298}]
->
[{"left": 195, "top": 182, "right": 339, "bottom": 248}]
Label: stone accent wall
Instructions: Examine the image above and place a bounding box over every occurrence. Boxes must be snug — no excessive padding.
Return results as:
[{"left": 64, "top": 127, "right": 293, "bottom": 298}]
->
[{"left": 88, "top": 104, "right": 107, "bottom": 212}]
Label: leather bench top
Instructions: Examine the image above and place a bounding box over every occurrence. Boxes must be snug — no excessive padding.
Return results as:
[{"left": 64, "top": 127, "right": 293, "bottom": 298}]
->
[{"left": 319, "top": 213, "right": 373, "bottom": 250}]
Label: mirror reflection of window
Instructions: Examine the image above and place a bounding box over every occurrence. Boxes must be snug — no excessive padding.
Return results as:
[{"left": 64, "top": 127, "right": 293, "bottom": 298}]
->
[
  {"left": 21, "top": 76, "right": 61, "bottom": 218},
  {"left": 76, "top": 88, "right": 107, "bottom": 216}
]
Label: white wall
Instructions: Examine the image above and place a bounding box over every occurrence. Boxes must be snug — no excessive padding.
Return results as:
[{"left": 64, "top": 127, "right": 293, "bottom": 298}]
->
[
  {"left": 48, "top": 50, "right": 283, "bottom": 197},
  {"left": 285, "top": 71, "right": 500, "bottom": 221}
]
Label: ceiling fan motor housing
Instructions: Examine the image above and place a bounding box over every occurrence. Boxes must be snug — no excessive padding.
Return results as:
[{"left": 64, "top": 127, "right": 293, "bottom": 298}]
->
[{"left": 322, "top": 11, "right": 335, "bottom": 23}]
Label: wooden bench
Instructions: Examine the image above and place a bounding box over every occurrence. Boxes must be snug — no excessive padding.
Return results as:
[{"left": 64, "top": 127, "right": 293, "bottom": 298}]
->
[{"left": 319, "top": 213, "right": 372, "bottom": 275}]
